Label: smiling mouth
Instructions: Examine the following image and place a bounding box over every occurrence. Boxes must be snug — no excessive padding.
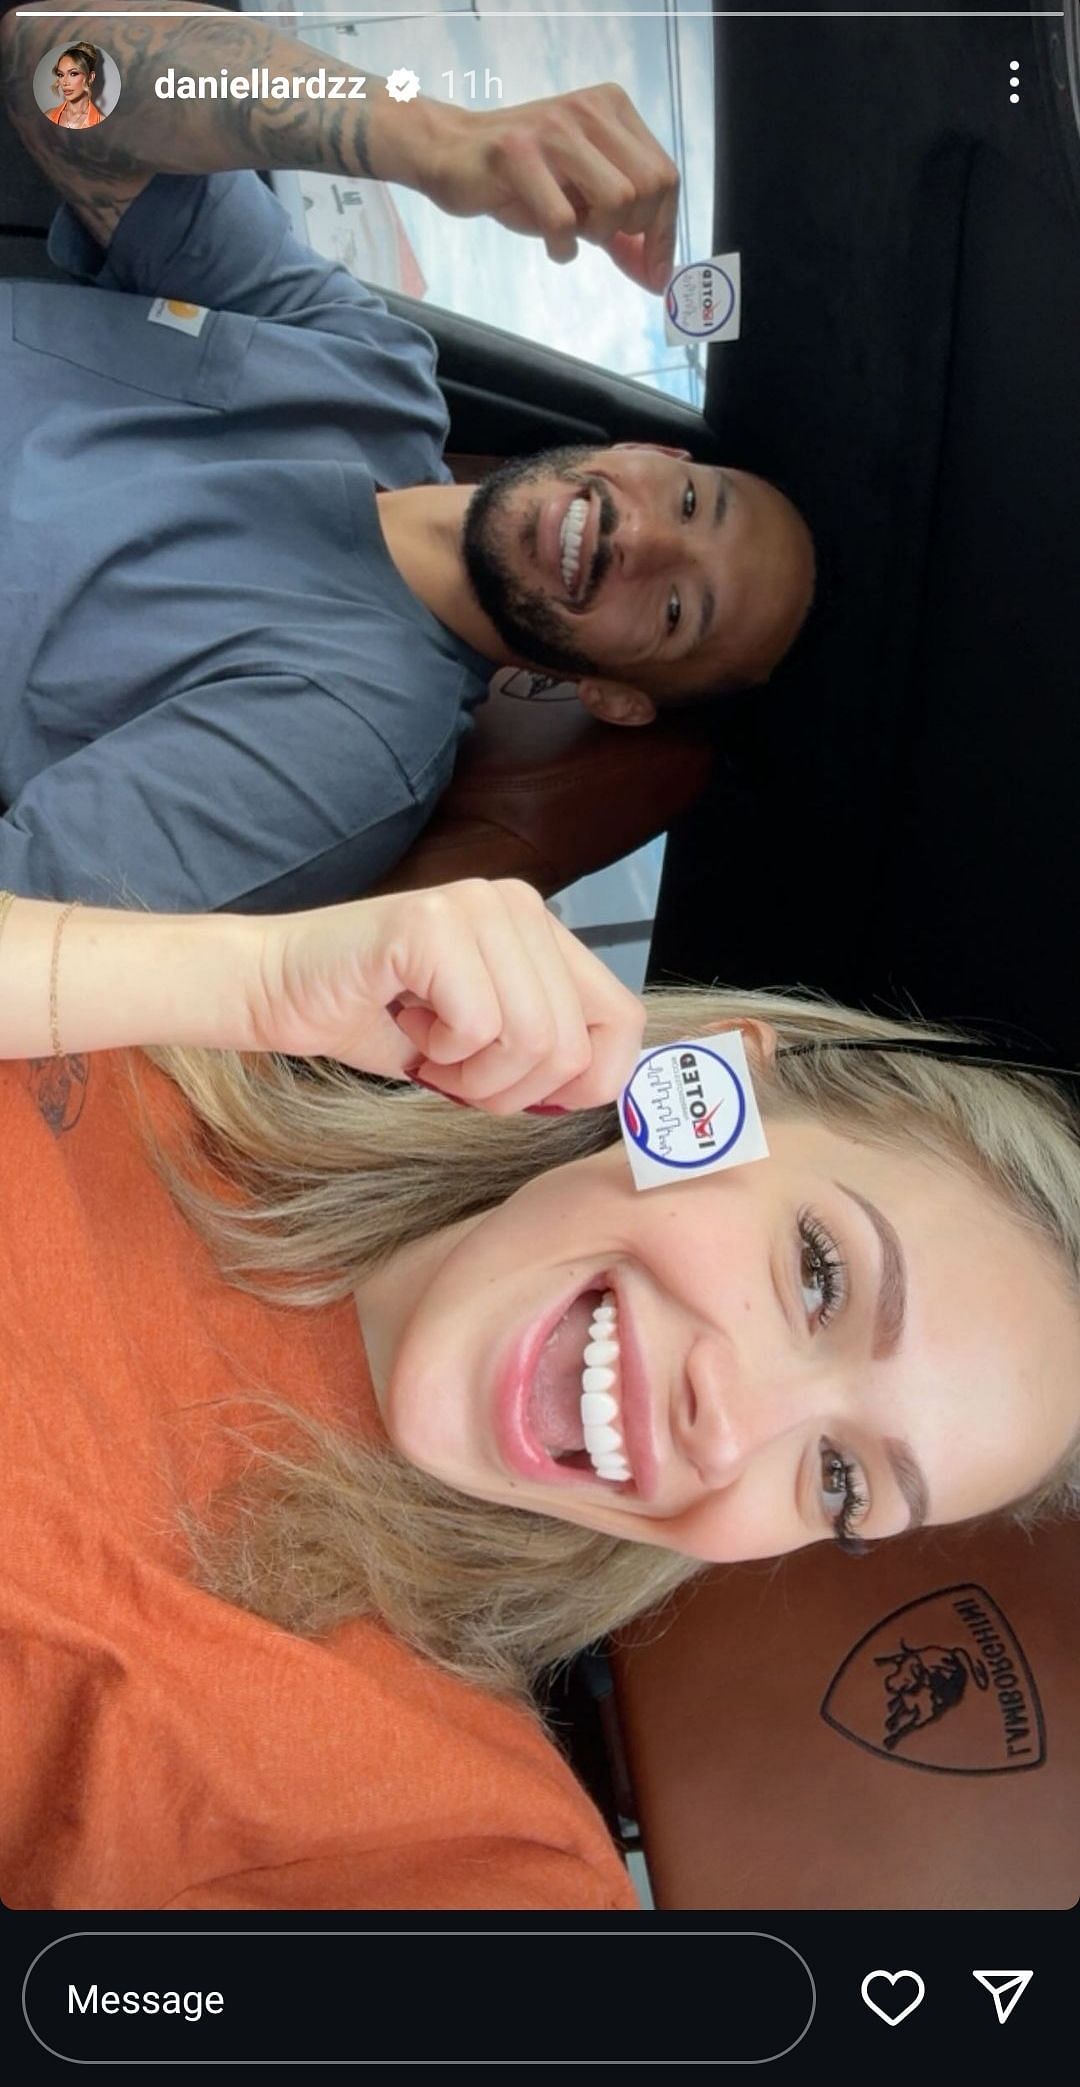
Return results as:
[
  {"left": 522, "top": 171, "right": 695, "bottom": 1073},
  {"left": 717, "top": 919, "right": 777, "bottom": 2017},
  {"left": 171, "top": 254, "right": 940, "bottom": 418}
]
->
[
  {"left": 558, "top": 494, "right": 593, "bottom": 601},
  {"left": 526, "top": 1285, "right": 632, "bottom": 1486},
  {"left": 543, "top": 483, "right": 605, "bottom": 612}
]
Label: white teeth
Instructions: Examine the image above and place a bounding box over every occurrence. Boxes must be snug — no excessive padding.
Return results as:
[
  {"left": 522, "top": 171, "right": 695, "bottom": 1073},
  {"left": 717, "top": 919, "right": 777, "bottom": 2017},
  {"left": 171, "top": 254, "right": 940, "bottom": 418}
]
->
[
  {"left": 579, "top": 1290, "right": 630, "bottom": 1485},
  {"left": 559, "top": 495, "right": 589, "bottom": 595}
]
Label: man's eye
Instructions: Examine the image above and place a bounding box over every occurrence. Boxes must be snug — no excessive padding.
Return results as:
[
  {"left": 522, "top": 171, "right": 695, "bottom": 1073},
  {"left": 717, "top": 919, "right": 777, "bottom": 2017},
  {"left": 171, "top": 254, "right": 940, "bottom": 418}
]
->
[
  {"left": 682, "top": 480, "right": 697, "bottom": 521},
  {"left": 666, "top": 587, "right": 681, "bottom": 633}
]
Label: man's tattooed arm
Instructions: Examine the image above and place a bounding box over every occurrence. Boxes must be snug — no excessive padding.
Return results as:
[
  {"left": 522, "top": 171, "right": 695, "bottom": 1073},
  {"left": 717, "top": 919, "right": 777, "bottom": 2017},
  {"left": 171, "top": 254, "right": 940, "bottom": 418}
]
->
[
  {"left": 0, "top": 0, "right": 435, "bottom": 247},
  {"left": 1, "top": 4, "right": 680, "bottom": 289}
]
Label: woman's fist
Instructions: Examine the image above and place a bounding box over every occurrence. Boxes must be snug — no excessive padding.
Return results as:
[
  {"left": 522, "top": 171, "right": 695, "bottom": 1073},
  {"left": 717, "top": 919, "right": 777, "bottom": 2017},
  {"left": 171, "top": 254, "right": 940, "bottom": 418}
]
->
[{"left": 250, "top": 879, "right": 646, "bottom": 1114}]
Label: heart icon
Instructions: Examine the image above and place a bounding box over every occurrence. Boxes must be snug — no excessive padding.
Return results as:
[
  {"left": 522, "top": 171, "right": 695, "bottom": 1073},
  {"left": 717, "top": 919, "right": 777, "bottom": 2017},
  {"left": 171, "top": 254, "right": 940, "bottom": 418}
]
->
[{"left": 861, "top": 1970, "right": 926, "bottom": 2026}]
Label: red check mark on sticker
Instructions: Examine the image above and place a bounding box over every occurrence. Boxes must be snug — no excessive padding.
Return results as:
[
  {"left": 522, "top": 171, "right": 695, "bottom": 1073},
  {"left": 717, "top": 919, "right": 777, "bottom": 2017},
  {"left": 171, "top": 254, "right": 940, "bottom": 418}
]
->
[{"left": 693, "top": 1103, "right": 723, "bottom": 1140}]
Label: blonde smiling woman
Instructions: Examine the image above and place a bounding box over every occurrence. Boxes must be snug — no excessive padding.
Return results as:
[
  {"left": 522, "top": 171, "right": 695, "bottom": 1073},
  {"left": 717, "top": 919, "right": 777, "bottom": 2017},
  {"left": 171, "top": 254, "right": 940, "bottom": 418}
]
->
[{"left": 1, "top": 879, "right": 1078, "bottom": 1908}]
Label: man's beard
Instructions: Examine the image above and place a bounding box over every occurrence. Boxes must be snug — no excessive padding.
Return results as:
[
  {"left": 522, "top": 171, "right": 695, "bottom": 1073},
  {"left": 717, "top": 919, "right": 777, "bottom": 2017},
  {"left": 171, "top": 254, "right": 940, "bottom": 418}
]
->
[{"left": 462, "top": 446, "right": 616, "bottom": 678}]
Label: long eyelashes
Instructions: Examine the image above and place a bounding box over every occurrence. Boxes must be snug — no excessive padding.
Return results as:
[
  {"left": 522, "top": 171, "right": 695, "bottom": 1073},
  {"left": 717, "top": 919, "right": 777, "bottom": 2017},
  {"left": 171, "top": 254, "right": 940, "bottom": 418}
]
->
[
  {"left": 820, "top": 1441, "right": 869, "bottom": 1555},
  {"left": 797, "top": 1208, "right": 848, "bottom": 1326}
]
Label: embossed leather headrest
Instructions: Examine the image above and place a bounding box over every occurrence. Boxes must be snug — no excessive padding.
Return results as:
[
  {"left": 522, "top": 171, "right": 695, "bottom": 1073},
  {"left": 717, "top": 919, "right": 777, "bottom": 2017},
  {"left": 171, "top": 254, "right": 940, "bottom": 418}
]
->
[{"left": 612, "top": 1518, "right": 1079, "bottom": 1908}]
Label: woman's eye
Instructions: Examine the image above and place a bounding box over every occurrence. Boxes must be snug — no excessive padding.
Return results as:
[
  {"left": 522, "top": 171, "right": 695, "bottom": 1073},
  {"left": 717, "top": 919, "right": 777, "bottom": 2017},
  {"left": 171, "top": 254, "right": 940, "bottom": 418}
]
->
[
  {"left": 820, "top": 1446, "right": 848, "bottom": 1511},
  {"left": 797, "top": 1208, "right": 848, "bottom": 1328},
  {"left": 666, "top": 587, "right": 682, "bottom": 634},
  {"left": 682, "top": 480, "right": 697, "bottom": 521},
  {"left": 819, "top": 1440, "right": 868, "bottom": 1544}
]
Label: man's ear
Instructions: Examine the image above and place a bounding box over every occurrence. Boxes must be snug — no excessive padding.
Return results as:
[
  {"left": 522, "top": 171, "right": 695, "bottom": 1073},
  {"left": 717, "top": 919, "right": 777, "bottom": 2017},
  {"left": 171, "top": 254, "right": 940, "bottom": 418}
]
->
[
  {"left": 611, "top": 441, "right": 692, "bottom": 462},
  {"left": 576, "top": 677, "right": 657, "bottom": 727}
]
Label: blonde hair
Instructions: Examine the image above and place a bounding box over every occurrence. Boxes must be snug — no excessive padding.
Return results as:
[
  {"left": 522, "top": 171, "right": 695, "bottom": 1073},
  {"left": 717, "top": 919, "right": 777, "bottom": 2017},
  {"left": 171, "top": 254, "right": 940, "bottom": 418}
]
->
[
  {"left": 147, "top": 985, "right": 1080, "bottom": 1700},
  {"left": 53, "top": 42, "right": 100, "bottom": 89}
]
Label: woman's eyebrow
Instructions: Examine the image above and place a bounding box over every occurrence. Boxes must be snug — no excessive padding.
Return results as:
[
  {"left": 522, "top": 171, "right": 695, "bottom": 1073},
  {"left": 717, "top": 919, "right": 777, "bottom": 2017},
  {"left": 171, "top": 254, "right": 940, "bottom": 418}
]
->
[
  {"left": 884, "top": 1435, "right": 930, "bottom": 1531},
  {"left": 834, "top": 1180, "right": 930, "bottom": 1529},
  {"left": 834, "top": 1180, "right": 907, "bottom": 1358}
]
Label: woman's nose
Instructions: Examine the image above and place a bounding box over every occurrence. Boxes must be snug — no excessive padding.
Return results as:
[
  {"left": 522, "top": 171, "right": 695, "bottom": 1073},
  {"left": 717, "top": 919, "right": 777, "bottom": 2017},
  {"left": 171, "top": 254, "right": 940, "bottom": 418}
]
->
[{"left": 677, "top": 1336, "right": 801, "bottom": 1488}]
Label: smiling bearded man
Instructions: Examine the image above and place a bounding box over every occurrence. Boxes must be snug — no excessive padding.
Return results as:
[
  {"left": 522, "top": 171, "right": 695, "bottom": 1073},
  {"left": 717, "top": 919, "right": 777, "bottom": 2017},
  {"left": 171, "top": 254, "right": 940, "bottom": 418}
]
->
[{"left": 460, "top": 444, "right": 814, "bottom": 722}]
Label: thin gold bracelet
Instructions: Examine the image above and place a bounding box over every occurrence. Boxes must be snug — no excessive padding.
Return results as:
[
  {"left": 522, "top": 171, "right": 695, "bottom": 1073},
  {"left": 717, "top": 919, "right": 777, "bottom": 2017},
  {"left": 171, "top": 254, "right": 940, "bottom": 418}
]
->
[
  {"left": 0, "top": 889, "right": 16, "bottom": 953},
  {"left": 49, "top": 899, "right": 80, "bottom": 1060}
]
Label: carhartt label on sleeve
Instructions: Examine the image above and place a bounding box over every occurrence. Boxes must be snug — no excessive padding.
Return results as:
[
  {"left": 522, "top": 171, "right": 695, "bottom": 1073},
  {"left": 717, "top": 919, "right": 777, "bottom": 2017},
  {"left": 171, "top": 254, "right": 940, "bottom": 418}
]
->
[
  {"left": 664, "top": 255, "right": 741, "bottom": 344},
  {"left": 147, "top": 297, "right": 209, "bottom": 336},
  {"left": 620, "top": 1032, "right": 769, "bottom": 1191}
]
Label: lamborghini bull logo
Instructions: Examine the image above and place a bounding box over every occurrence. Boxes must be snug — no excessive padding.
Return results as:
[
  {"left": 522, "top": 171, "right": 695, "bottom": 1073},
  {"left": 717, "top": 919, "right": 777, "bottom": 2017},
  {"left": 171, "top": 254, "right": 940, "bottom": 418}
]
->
[
  {"left": 820, "top": 1584, "right": 1046, "bottom": 1774},
  {"left": 875, "top": 1638, "right": 990, "bottom": 1751}
]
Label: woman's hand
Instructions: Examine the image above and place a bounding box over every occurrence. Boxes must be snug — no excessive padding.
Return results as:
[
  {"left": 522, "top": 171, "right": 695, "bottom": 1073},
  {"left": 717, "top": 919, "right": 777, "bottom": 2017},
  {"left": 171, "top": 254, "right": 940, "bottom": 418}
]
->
[
  {"left": 252, "top": 879, "right": 646, "bottom": 1114},
  {"left": 415, "top": 86, "right": 679, "bottom": 292}
]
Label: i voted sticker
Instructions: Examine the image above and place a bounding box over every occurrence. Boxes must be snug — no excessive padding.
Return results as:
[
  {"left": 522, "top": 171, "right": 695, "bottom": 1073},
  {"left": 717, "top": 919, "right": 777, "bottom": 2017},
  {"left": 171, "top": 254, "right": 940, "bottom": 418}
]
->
[
  {"left": 664, "top": 254, "right": 741, "bottom": 345},
  {"left": 619, "top": 1032, "right": 769, "bottom": 1191}
]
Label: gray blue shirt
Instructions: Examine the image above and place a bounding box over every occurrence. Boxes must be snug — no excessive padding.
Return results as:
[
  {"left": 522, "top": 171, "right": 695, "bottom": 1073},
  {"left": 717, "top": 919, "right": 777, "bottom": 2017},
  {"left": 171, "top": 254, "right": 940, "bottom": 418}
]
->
[{"left": 0, "top": 171, "right": 492, "bottom": 910}]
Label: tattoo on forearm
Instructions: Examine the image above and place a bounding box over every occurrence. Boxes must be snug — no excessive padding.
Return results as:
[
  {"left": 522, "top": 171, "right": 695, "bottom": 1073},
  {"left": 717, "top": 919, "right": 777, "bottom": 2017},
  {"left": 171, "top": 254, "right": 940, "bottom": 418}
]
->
[{"left": 0, "top": 2, "right": 374, "bottom": 245}]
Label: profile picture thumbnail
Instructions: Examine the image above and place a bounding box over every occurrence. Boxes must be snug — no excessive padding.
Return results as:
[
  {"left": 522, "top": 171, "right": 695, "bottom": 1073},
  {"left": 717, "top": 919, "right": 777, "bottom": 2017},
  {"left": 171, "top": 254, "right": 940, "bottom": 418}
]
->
[{"left": 35, "top": 41, "right": 121, "bottom": 130}]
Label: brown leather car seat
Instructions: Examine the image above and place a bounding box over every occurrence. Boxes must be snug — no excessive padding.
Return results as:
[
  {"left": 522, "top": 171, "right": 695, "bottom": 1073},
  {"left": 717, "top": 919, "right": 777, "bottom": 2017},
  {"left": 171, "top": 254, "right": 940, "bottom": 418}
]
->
[
  {"left": 372, "top": 653, "right": 712, "bottom": 901},
  {"left": 611, "top": 1515, "right": 1079, "bottom": 1908}
]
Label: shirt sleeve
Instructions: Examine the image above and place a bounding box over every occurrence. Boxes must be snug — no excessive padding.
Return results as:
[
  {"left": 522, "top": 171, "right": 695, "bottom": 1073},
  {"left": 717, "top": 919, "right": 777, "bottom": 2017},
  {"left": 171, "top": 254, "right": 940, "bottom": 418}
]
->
[
  {"left": 47, "top": 170, "right": 426, "bottom": 339},
  {"left": 0, "top": 672, "right": 430, "bottom": 914}
]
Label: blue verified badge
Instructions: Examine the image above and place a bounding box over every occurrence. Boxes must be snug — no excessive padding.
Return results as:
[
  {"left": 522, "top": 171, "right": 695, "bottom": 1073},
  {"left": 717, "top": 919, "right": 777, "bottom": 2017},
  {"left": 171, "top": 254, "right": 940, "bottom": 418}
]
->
[
  {"left": 664, "top": 254, "right": 741, "bottom": 346},
  {"left": 619, "top": 1032, "right": 769, "bottom": 1191}
]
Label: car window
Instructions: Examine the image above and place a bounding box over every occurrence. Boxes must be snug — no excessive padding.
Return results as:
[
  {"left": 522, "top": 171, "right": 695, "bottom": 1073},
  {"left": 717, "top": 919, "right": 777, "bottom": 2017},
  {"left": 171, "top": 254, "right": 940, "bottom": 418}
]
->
[{"left": 255, "top": 0, "right": 715, "bottom": 409}]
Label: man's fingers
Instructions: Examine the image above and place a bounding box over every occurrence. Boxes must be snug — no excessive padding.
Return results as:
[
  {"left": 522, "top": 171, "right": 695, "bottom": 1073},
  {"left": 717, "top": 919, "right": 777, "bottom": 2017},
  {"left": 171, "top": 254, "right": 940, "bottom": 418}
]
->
[
  {"left": 544, "top": 123, "right": 677, "bottom": 280},
  {"left": 492, "top": 131, "right": 581, "bottom": 247},
  {"left": 542, "top": 134, "right": 642, "bottom": 248},
  {"left": 640, "top": 174, "right": 679, "bottom": 291},
  {"left": 565, "top": 87, "right": 679, "bottom": 285},
  {"left": 606, "top": 228, "right": 661, "bottom": 291},
  {"left": 545, "top": 229, "right": 580, "bottom": 266},
  {"left": 477, "top": 86, "right": 679, "bottom": 289}
]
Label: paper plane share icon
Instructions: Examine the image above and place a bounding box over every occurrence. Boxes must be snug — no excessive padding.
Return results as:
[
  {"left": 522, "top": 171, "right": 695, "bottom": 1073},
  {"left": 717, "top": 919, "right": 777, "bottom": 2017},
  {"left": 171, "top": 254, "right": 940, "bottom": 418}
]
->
[{"left": 972, "top": 1971, "right": 1034, "bottom": 2024}]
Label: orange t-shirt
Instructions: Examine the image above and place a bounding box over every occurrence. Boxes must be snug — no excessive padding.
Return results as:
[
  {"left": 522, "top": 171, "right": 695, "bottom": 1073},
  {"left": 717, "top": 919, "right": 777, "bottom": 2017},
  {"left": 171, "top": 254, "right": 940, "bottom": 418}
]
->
[{"left": 0, "top": 1052, "right": 636, "bottom": 1911}]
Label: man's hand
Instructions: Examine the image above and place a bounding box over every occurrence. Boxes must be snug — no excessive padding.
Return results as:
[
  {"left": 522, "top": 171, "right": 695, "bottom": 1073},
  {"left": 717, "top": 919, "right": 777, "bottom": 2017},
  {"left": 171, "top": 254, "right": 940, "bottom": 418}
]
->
[{"left": 417, "top": 86, "right": 678, "bottom": 294}]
